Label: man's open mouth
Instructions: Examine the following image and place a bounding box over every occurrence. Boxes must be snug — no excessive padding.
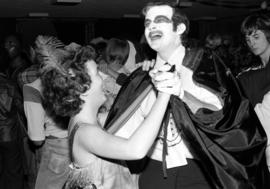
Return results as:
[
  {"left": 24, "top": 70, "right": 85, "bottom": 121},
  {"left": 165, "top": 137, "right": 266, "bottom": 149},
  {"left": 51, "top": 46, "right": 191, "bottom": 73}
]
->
[{"left": 149, "top": 31, "right": 163, "bottom": 41}]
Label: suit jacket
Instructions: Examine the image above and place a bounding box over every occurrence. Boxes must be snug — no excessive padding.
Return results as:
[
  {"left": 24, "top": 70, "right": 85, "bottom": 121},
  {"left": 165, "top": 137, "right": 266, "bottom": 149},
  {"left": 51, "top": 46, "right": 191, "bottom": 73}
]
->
[{"left": 104, "top": 48, "right": 269, "bottom": 189}]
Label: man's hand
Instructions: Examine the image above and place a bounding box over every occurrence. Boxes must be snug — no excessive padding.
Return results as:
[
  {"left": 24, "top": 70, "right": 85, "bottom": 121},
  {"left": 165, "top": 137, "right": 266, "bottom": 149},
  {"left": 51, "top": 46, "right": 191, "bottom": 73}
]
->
[
  {"left": 150, "top": 64, "right": 182, "bottom": 96},
  {"left": 136, "top": 59, "right": 155, "bottom": 71}
]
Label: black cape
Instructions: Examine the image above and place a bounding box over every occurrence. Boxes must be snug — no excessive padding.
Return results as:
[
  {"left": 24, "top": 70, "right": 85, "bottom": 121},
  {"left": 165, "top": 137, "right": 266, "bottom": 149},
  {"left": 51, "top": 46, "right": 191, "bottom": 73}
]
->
[
  {"left": 238, "top": 61, "right": 270, "bottom": 108},
  {"left": 104, "top": 48, "right": 269, "bottom": 189}
]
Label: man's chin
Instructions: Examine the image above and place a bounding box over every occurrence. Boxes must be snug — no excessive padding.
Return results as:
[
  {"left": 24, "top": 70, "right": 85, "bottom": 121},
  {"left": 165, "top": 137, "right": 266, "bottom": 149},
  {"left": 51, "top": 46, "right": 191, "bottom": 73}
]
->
[
  {"left": 148, "top": 43, "right": 160, "bottom": 52},
  {"left": 250, "top": 49, "right": 260, "bottom": 55}
]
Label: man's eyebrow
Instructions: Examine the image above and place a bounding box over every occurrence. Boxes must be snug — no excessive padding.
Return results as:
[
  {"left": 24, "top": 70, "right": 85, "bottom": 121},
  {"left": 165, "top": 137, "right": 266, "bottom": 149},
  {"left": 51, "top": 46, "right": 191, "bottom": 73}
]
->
[
  {"left": 153, "top": 15, "right": 172, "bottom": 24},
  {"left": 155, "top": 15, "right": 171, "bottom": 20}
]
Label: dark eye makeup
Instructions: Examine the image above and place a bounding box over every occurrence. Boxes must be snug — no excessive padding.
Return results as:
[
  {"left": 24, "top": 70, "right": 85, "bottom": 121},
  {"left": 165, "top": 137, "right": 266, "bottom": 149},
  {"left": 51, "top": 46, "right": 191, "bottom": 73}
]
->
[{"left": 144, "top": 15, "right": 172, "bottom": 28}]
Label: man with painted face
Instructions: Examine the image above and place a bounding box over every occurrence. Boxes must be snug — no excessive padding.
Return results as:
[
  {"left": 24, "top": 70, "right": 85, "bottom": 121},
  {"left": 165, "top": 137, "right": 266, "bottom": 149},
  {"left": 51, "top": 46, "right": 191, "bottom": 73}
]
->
[{"left": 105, "top": 2, "right": 269, "bottom": 189}]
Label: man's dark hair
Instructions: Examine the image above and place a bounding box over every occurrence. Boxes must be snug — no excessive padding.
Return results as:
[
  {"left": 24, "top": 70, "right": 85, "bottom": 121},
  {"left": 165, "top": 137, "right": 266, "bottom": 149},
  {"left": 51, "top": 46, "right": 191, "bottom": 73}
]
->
[{"left": 241, "top": 13, "right": 270, "bottom": 42}]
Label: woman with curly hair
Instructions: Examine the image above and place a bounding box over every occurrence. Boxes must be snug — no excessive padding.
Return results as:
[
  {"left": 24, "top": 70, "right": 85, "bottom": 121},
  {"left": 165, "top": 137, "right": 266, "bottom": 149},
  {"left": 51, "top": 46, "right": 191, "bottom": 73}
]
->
[{"left": 40, "top": 45, "right": 175, "bottom": 189}]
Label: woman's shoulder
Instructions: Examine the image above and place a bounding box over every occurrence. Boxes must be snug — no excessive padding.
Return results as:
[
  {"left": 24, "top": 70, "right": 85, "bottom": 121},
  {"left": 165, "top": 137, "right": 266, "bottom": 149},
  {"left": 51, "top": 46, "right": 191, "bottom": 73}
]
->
[
  {"left": 72, "top": 122, "right": 103, "bottom": 138},
  {"left": 73, "top": 122, "right": 99, "bottom": 131}
]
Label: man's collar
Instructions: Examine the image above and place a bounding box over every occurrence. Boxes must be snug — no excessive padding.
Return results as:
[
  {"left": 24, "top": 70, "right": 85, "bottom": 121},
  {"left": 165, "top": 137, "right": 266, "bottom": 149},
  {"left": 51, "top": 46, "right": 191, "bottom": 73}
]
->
[{"left": 155, "top": 45, "right": 185, "bottom": 72}]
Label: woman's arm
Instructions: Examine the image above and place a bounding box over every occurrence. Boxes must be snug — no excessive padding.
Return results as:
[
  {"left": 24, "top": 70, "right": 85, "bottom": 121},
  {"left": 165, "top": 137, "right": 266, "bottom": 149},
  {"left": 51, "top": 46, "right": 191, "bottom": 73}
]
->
[
  {"left": 77, "top": 66, "right": 179, "bottom": 160},
  {"left": 78, "top": 92, "right": 170, "bottom": 160}
]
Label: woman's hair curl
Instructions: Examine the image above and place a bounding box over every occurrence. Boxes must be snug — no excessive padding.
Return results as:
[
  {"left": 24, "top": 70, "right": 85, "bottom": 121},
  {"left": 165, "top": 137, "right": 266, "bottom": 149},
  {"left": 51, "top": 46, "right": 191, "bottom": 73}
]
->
[{"left": 41, "top": 46, "right": 96, "bottom": 117}]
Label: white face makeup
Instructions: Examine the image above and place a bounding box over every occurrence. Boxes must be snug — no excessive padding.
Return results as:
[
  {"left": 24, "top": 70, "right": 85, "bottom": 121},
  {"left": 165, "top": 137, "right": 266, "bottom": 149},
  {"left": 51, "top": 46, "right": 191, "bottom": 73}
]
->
[
  {"left": 144, "top": 5, "right": 182, "bottom": 55},
  {"left": 246, "top": 30, "right": 270, "bottom": 57}
]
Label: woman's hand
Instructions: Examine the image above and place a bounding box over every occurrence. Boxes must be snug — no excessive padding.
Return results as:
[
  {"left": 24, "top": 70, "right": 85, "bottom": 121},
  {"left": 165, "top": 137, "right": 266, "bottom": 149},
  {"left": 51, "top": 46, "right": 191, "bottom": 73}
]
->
[{"left": 150, "top": 64, "right": 182, "bottom": 96}]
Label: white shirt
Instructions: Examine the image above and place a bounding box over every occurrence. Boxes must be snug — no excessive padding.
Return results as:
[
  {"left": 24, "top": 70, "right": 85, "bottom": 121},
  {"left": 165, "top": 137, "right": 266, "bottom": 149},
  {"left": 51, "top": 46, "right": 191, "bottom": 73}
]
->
[
  {"left": 254, "top": 91, "right": 270, "bottom": 145},
  {"left": 23, "top": 79, "right": 68, "bottom": 140},
  {"left": 115, "top": 46, "right": 222, "bottom": 168},
  {"left": 254, "top": 91, "right": 270, "bottom": 169}
]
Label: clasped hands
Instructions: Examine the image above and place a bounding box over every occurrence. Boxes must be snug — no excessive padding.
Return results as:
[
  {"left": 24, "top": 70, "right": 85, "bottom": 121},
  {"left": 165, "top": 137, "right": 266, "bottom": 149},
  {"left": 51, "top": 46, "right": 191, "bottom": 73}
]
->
[{"left": 139, "top": 60, "right": 182, "bottom": 96}]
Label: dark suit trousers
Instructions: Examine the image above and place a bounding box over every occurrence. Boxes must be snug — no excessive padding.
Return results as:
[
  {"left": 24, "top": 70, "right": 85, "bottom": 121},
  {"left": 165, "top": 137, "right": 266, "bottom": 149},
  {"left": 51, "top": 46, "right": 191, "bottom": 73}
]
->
[{"left": 139, "top": 158, "right": 213, "bottom": 189}]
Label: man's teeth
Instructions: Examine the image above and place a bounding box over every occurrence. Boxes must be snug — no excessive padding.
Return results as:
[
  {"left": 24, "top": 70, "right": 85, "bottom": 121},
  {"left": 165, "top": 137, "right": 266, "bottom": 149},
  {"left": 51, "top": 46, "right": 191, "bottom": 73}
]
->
[{"left": 150, "top": 32, "right": 162, "bottom": 40}]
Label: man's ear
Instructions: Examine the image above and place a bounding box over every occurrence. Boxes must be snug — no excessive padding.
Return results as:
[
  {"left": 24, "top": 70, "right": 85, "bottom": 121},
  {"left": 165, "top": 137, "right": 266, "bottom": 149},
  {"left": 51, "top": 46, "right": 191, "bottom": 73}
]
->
[{"left": 176, "top": 23, "right": 186, "bottom": 35}]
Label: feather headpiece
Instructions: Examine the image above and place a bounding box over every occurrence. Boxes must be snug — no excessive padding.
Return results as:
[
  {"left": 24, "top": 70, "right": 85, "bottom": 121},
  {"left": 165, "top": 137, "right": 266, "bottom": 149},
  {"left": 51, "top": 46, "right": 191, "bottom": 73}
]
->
[{"left": 34, "top": 35, "right": 71, "bottom": 74}]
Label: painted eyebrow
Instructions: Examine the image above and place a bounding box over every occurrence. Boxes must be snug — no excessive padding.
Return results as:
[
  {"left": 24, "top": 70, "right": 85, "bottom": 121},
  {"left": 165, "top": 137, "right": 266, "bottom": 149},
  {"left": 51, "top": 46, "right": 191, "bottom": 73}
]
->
[
  {"left": 144, "top": 15, "right": 171, "bottom": 23},
  {"left": 154, "top": 15, "right": 171, "bottom": 21},
  {"left": 144, "top": 15, "right": 172, "bottom": 27}
]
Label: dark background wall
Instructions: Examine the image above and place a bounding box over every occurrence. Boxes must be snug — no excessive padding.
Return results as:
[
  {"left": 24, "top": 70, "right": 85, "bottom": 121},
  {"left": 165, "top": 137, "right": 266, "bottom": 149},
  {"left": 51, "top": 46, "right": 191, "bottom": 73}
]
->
[{"left": 0, "top": 16, "right": 246, "bottom": 48}]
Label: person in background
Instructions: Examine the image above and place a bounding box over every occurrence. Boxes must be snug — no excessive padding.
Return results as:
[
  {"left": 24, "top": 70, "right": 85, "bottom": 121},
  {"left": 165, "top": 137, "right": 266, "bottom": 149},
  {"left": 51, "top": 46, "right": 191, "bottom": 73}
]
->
[
  {"left": 99, "top": 38, "right": 140, "bottom": 85},
  {"left": 100, "top": 38, "right": 132, "bottom": 94},
  {"left": 3, "top": 33, "right": 31, "bottom": 90},
  {"left": 97, "top": 38, "right": 142, "bottom": 125},
  {"left": 19, "top": 46, "right": 40, "bottom": 189},
  {"left": 2, "top": 32, "right": 35, "bottom": 189},
  {"left": 23, "top": 35, "right": 71, "bottom": 189},
  {"left": 90, "top": 37, "right": 108, "bottom": 64},
  {"left": 237, "top": 13, "right": 270, "bottom": 173},
  {"left": 204, "top": 33, "right": 222, "bottom": 50},
  {"left": 104, "top": 1, "right": 269, "bottom": 188},
  {"left": 0, "top": 47, "right": 25, "bottom": 189}
]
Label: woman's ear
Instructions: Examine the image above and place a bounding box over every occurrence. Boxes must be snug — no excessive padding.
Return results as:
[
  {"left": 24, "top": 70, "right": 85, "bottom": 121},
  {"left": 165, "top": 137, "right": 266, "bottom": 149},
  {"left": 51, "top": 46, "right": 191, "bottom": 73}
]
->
[{"left": 176, "top": 23, "right": 186, "bottom": 35}]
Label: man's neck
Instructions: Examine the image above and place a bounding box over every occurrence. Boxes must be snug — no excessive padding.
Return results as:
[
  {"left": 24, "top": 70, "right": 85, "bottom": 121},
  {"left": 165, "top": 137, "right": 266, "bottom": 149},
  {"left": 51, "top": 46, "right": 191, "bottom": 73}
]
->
[
  {"left": 158, "top": 44, "right": 184, "bottom": 62},
  {"left": 155, "top": 45, "right": 185, "bottom": 72},
  {"left": 158, "top": 52, "right": 172, "bottom": 62}
]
